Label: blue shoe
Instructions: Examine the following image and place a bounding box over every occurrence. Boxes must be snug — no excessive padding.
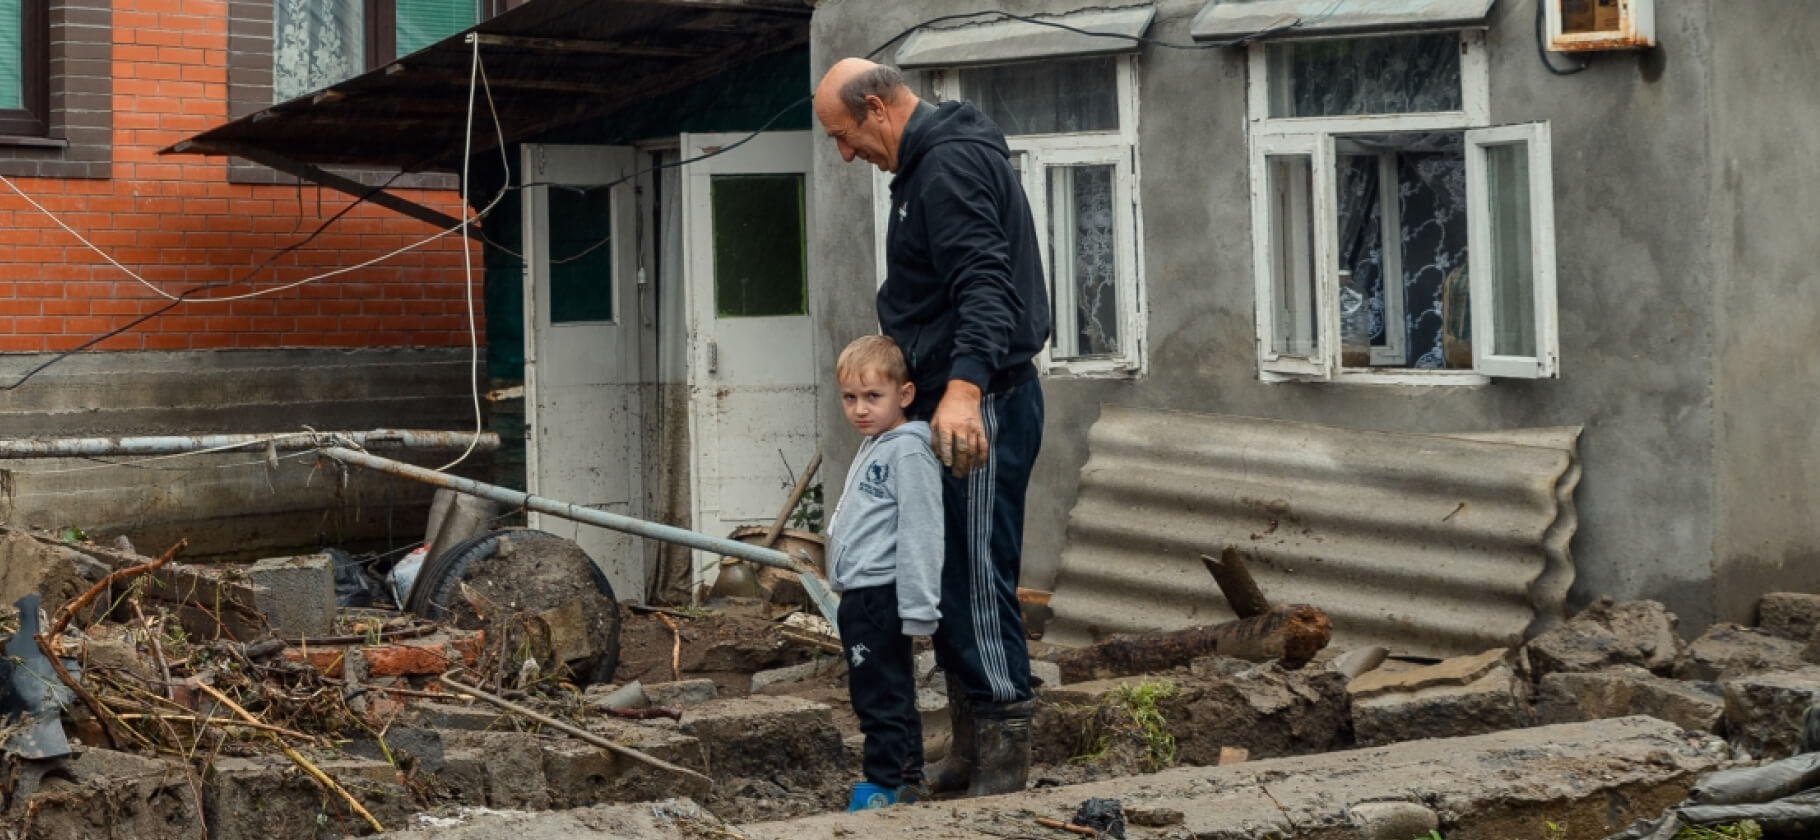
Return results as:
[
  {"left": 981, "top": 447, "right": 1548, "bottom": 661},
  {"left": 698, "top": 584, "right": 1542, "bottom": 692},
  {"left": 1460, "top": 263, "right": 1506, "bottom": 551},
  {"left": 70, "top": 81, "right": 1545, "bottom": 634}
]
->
[{"left": 846, "top": 782, "right": 896, "bottom": 811}]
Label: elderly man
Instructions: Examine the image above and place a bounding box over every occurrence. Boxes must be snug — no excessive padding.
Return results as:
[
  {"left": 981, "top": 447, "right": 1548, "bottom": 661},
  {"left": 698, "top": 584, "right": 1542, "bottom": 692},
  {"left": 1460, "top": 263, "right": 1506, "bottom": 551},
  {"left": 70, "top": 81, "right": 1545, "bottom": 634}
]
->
[{"left": 814, "top": 57, "right": 1049, "bottom": 798}]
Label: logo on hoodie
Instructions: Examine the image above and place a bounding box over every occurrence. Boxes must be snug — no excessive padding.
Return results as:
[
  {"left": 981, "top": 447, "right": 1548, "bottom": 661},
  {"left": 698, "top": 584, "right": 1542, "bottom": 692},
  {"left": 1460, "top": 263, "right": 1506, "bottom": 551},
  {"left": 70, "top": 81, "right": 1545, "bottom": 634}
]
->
[
  {"left": 860, "top": 460, "right": 890, "bottom": 499},
  {"left": 897, "top": 201, "right": 908, "bottom": 223}
]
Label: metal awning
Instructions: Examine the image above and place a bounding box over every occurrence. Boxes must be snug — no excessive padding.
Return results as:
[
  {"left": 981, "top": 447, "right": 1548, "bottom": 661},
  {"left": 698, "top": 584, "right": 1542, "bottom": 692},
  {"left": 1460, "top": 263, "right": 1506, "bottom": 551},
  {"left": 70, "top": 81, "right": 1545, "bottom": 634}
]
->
[
  {"left": 162, "top": 0, "right": 810, "bottom": 173},
  {"left": 895, "top": 6, "right": 1157, "bottom": 70},
  {"left": 1191, "top": 0, "right": 1495, "bottom": 42}
]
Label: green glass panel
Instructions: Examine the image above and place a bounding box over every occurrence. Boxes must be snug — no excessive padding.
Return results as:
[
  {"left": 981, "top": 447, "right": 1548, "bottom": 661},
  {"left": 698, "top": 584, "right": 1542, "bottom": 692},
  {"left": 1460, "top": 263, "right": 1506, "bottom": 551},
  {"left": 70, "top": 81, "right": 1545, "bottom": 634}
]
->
[
  {"left": 396, "top": 0, "right": 475, "bottom": 58},
  {"left": 711, "top": 174, "right": 806, "bottom": 318},
  {"left": 548, "top": 187, "right": 614, "bottom": 324},
  {"left": 1486, "top": 143, "right": 1536, "bottom": 357},
  {"left": 0, "top": 0, "right": 24, "bottom": 110}
]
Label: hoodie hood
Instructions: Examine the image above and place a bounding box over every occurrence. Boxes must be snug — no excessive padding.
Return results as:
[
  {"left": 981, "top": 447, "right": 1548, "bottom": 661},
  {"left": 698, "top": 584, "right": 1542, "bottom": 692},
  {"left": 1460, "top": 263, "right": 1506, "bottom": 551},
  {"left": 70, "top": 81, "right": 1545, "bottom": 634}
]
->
[
  {"left": 892, "top": 100, "right": 1011, "bottom": 189},
  {"left": 874, "top": 419, "right": 931, "bottom": 447}
]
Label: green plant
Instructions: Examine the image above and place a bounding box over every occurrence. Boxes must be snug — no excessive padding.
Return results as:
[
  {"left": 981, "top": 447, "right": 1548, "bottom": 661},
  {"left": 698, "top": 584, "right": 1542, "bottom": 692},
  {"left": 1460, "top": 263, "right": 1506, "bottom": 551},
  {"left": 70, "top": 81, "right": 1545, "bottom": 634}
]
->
[
  {"left": 1542, "top": 819, "right": 1567, "bottom": 840},
  {"left": 788, "top": 483, "right": 824, "bottom": 534},
  {"left": 1116, "top": 678, "right": 1180, "bottom": 771},
  {"left": 1673, "top": 821, "right": 1763, "bottom": 840}
]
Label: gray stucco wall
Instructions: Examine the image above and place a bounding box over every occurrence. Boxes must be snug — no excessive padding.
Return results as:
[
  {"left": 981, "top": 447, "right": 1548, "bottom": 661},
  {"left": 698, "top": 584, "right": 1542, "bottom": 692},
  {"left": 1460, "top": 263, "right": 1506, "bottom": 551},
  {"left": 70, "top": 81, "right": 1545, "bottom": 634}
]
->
[
  {"left": 1706, "top": 5, "right": 1820, "bottom": 624},
  {"left": 811, "top": 0, "right": 1790, "bottom": 633}
]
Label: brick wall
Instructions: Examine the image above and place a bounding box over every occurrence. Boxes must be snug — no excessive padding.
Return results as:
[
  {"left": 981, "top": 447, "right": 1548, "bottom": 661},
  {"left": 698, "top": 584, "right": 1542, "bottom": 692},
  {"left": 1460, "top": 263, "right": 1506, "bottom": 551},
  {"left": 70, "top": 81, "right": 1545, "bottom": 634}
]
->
[{"left": 0, "top": 0, "right": 481, "bottom": 354}]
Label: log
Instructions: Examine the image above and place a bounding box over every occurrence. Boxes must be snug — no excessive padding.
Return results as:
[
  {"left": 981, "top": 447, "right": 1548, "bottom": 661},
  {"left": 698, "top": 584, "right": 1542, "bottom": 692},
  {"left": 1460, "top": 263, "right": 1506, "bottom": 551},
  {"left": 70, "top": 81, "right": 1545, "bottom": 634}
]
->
[
  {"left": 1201, "top": 549, "right": 1271, "bottom": 619},
  {"left": 1055, "top": 603, "right": 1331, "bottom": 683}
]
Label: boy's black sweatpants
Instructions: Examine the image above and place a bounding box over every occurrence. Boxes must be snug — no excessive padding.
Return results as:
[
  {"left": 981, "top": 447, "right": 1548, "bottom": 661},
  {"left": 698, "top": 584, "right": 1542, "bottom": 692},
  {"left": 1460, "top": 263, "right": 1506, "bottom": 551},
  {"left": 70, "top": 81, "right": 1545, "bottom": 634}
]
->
[{"left": 838, "top": 584, "right": 922, "bottom": 789}]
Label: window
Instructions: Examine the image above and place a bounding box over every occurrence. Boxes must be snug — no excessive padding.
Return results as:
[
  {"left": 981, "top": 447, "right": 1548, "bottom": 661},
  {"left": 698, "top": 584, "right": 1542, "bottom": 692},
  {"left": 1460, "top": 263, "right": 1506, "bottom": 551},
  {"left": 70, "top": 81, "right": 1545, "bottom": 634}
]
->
[
  {"left": 1245, "top": 30, "right": 1560, "bottom": 383},
  {"left": 922, "top": 56, "right": 1145, "bottom": 376},
  {"left": 710, "top": 173, "right": 807, "bottom": 318},
  {"left": 0, "top": 0, "right": 46, "bottom": 136},
  {"left": 272, "top": 0, "right": 491, "bottom": 101}
]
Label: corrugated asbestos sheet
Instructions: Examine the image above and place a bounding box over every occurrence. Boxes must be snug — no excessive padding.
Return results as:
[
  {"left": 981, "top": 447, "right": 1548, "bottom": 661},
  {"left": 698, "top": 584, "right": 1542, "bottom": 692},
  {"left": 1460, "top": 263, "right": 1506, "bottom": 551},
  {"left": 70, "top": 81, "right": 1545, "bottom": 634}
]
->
[{"left": 1045, "top": 407, "right": 1580, "bottom": 658}]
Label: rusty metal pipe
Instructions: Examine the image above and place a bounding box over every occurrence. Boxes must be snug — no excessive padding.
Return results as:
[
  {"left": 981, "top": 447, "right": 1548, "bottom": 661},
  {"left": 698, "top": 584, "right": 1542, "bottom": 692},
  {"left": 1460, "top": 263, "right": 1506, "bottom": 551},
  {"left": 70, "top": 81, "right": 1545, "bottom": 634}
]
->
[
  {"left": 0, "top": 430, "right": 500, "bottom": 458},
  {"left": 318, "top": 445, "right": 802, "bottom": 573}
]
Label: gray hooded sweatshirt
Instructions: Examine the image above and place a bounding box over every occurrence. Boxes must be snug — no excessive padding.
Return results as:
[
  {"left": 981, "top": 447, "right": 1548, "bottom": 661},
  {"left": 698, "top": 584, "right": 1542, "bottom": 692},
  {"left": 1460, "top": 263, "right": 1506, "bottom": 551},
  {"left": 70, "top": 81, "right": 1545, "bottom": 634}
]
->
[{"left": 825, "top": 420, "right": 944, "bottom": 636}]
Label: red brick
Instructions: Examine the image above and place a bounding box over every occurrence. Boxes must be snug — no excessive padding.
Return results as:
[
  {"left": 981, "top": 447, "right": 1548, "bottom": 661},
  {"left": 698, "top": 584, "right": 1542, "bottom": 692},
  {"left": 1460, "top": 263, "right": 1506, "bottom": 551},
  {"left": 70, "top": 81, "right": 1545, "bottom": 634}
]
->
[
  {"left": 362, "top": 642, "right": 455, "bottom": 678},
  {"left": 282, "top": 646, "right": 348, "bottom": 678}
]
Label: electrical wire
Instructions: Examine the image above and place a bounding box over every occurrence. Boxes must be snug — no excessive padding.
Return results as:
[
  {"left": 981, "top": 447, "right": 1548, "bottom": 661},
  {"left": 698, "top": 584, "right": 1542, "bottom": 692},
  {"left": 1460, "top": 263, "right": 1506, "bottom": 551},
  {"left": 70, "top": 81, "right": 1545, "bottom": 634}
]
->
[
  {"left": 0, "top": 7, "right": 1302, "bottom": 394},
  {"left": 1536, "top": 0, "right": 1589, "bottom": 76},
  {"left": 432, "top": 31, "right": 509, "bottom": 474}
]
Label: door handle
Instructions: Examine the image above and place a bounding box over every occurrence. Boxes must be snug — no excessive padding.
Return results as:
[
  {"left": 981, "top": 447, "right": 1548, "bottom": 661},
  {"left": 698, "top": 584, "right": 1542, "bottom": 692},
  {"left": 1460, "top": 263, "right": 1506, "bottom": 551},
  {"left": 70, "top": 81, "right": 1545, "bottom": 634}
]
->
[{"left": 708, "top": 341, "right": 718, "bottom": 375}]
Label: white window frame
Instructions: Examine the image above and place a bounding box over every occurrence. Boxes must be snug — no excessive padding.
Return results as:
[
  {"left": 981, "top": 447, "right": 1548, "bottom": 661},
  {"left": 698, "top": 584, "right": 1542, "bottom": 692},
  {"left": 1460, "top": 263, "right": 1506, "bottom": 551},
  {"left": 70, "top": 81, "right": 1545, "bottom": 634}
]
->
[
  {"left": 873, "top": 56, "right": 1145, "bottom": 377},
  {"left": 1244, "top": 29, "right": 1561, "bottom": 384}
]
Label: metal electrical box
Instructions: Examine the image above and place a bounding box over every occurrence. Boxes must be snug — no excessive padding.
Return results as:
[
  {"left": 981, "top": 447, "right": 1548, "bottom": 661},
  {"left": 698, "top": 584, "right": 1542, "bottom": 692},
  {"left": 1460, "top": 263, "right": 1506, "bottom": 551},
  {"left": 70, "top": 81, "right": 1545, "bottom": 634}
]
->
[{"left": 1547, "top": 0, "right": 1656, "bottom": 51}]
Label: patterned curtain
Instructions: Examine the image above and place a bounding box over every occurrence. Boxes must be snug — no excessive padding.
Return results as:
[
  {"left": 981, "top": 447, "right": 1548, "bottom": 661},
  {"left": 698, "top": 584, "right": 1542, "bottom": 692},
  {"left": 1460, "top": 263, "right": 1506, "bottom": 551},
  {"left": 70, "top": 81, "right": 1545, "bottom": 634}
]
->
[
  {"left": 1056, "top": 164, "right": 1119, "bottom": 355},
  {"left": 1273, "top": 33, "right": 1462, "bottom": 118},
  {"left": 273, "top": 0, "right": 363, "bottom": 102}
]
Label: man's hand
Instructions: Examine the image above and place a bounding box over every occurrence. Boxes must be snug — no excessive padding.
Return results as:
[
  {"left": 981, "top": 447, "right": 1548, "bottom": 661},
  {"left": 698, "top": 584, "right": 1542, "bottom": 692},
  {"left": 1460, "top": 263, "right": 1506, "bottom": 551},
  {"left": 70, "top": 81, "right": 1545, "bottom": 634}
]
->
[{"left": 931, "top": 380, "right": 986, "bottom": 478}]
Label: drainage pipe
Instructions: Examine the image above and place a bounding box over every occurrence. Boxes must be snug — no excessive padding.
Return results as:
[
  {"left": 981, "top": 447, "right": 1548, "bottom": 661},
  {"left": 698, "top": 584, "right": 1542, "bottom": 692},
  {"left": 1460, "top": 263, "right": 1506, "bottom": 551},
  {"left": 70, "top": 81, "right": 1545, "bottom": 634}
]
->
[
  {"left": 317, "top": 446, "right": 802, "bottom": 574},
  {"left": 0, "top": 430, "right": 500, "bottom": 458}
]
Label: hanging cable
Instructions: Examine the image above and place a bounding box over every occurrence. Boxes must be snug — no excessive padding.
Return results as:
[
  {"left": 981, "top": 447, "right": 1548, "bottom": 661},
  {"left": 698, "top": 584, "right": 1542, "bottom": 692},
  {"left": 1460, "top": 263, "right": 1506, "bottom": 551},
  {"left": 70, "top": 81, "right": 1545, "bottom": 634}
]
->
[{"left": 1536, "top": 0, "right": 1589, "bottom": 75}]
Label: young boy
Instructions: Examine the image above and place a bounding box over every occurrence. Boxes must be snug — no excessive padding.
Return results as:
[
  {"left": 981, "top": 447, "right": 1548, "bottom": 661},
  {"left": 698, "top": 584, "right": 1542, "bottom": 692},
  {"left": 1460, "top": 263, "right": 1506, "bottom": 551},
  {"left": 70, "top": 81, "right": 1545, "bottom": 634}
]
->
[{"left": 826, "top": 334, "right": 944, "bottom": 810}]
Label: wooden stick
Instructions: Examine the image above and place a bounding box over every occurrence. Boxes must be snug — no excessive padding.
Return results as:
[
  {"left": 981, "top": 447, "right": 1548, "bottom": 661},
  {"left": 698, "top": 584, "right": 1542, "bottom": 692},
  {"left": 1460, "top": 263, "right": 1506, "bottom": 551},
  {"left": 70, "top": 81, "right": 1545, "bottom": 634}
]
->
[
  {"left": 197, "top": 682, "right": 384, "bottom": 834},
  {"left": 1035, "top": 816, "right": 1100, "bottom": 837},
  {"left": 440, "top": 670, "right": 713, "bottom": 790},
  {"left": 658, "top": 613, "right": 682, "bottom": 682},
  {"left": 1201, "top": 549, "right": 1271, "bottom": 619},
  {"left": 113, "top": 713, "right": 323, "bottom": 743},
  {"left": 762, "top": 446, "right": 822, "bottom": 548},
  {"left": 778, "top": 627, "right": 843, "bottom": 656},
  {"left": 131, "top": 601, "right": 175, "bottom": 701},
  {"left": 1054, "top": 603, "right": 1332, "bottom": 683},
  {"left": 33, "top": 633, "right": 123, "bottom": 749},
  {"left": 46, "top": 538, "right": 187, "bottom": 653}
]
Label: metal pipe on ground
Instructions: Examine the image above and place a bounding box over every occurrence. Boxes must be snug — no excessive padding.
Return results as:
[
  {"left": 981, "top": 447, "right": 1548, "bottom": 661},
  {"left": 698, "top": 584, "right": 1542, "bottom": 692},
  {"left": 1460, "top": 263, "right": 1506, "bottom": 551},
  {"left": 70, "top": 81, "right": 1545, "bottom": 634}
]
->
[
  {"left": 0, "top": 430, "right": 501, "bottom": 458},
  {"left": 317, "top": 447, "right": 809, "bottom": 575}
]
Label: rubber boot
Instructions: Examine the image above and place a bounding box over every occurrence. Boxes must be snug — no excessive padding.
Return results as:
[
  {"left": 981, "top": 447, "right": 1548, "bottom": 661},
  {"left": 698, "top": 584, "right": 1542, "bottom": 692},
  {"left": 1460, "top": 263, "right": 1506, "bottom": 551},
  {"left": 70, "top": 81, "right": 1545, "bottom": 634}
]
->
[
  {"left": 923, "top": 673, "right": 974, "bottom": 795},
  {"left": 846, "top": 782, "right": 896, "bottom": 811},
  {"left": 966, "top": 699, "right": 1035, "bottom": 798}
]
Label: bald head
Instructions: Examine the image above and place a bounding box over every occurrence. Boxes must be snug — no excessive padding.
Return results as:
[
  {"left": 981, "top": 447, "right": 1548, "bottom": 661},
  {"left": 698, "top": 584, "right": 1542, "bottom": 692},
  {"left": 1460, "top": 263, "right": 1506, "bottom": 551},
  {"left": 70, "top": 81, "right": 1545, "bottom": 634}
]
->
[{"left": 814, "top": 58, "right": 919, "bottom": 173}]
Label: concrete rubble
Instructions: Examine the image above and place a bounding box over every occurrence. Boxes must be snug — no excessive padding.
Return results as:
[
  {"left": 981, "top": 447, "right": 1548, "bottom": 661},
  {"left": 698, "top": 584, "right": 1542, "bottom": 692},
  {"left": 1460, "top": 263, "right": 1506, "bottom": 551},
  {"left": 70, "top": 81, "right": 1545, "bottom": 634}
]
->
[
  {"left": 369, "top": 717, "right": 1721, "bottom": 840},
  {"left": 5, "top": 520, "right": 1819, "bottom": 840}
]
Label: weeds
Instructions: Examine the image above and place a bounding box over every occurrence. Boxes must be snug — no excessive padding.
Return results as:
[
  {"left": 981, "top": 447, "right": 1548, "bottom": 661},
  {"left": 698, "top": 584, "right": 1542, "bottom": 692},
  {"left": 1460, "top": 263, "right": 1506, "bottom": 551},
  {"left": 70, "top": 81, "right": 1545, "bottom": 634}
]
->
[
  {"left": 1068, "top": 678, "right": 1180, "bottom": 772},
  {"left": 1673, "top": 821, "right": 1763, "bottom": 840}
]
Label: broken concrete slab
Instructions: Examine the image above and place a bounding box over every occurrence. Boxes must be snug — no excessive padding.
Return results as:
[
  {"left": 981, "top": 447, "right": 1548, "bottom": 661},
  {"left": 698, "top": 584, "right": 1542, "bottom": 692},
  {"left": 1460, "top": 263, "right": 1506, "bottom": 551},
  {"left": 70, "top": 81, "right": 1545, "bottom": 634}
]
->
[
  {"left": 1348, "top": 801, "right": 1439, "bottom": 840},
  {"left": 1537, "top": 667, "right": 1725, "bottom": 733},
  {"left": 1347, "top": 648, "right": 1509, "bottom": 699},
  {"left": 372, "top": 799, "right": 719, "bottom": 839},
  {"left": 542, "top": 719, "right": 709, "bottom": 808},
  {"left": 208, "top": 754, "right": 418, "bottom": 839},
  {"left": 643, "top": 678, "right": 719, "bottom": 707},
  {"left": 437, "top": 730, "right": 554, "bottom": 810},
  {"left": 1758, "top": 592, "right": 1820, "bottom": 643},
  {"left": 749, "top": 657, "right": 842, "bottom": 693},
  {"left": 0, "top": 529, "right": 106, "bottom": 619},
  {"left": 247, "top": 553, "right": 337, "bottom": 638},
  {"left": 1675, "top": 622, "right": 1810, "bottom": 681},
  {"left": 4, "top": 747, "right": 203, "bottom": 840},
  {"left": 669, "top": 695, "right": 846, "bottom": 787},
  {"left": 1723, "top": 666, "right": 1820, "bottom": 758},
  {"left": 1036, "top": 659, "right": 1349, "bottom": 769},
  {"left": 403, "top": 700, "right": 508, "bottom": 731},
  {"left": 1526, "top": 598, "right": 1684, "bottom": 677},
  {"left": 725, "top": 716, "right": 1718, "bottom": 840},
  {"left": 1353, "top": 664, "right": 1530, "bottom": 747}
]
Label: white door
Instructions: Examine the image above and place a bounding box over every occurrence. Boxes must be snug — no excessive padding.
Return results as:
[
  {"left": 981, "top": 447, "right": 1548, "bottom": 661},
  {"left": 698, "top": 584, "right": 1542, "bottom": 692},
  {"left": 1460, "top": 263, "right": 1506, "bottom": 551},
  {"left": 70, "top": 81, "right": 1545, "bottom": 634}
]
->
[
  {"left": 521, "top": 143, "right": 647, "bottom": 603},
  {"left": 680, "top": 131, "right": 818, "bottom": 589}
]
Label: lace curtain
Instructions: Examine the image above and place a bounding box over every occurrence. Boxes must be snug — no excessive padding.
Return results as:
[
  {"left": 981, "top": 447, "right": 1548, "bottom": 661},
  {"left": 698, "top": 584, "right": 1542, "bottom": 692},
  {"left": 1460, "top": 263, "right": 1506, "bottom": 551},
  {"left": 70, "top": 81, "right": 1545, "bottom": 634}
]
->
[
  {"left": 1270, "top": 33, "right": 1462, "bottom": 118},
  {"left": 273, "top": 0, "right": 363, "bottom": 102},
  {"left": 1055, "top": 165, "right": 1119, "bottom": 356},
  {"left": 1335, "top": 134, "right": 1468, "bottom": 369},
  {"left": 958, "top": 57, "right": 1117, "bottom": 136}
]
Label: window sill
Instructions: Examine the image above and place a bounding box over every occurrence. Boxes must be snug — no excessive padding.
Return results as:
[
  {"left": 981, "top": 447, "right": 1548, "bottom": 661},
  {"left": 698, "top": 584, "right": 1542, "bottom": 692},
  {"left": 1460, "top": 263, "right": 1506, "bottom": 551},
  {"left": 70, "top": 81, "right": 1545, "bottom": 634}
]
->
[
  {"left": 1041, "top": 359, "right": 1142, "bottom": 380},
  {"left": 1261, "top": 369, "right": 1490, "bottom": 386},
  {"left": 0, "top": 135, "right": 68, "bottom": 150}
]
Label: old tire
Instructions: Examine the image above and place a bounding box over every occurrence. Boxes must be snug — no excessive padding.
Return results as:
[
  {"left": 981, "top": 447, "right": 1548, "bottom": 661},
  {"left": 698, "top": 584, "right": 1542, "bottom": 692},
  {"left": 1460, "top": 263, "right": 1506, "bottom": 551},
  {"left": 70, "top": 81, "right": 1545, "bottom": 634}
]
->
[{"left": 406, "top": 528, "right": 621, "bottom": 684}]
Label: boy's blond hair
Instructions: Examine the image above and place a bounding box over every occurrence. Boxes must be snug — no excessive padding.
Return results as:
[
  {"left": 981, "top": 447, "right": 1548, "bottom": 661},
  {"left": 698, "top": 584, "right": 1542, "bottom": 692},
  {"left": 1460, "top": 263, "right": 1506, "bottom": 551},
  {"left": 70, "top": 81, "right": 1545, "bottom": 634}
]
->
[{"left": 836, "top": 334, "right": 909, "bottom": 385}]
